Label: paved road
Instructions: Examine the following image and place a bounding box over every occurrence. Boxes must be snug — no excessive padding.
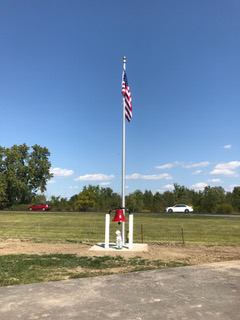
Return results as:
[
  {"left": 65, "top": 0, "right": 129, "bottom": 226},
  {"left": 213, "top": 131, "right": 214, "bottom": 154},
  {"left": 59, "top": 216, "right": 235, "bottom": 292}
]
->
[
  {"left": 1, "top": 210, "right": 240, "bottom": 217},
  {"left": 0, "top": 261, "right": 240, "bottom": 320}
]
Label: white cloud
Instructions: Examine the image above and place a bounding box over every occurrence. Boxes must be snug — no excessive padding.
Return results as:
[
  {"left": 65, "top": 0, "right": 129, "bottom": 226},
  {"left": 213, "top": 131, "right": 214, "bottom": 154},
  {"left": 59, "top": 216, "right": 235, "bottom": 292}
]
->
[
  {"left": 126, "top": 173, "right": 173, "bottom": 180},
  {"left": 223, "top": 144, "right": 231, "bottom": 149},
  {"left": 100, "top": 181, "right": 111, "bottom": 186},
  {"left": 163, "top": 184, "right": 174, "bottom": 190},
  {"left": 155, "top": 163, "right": 174, "bottom": 170},
  {"left": 215, "top": 161, "right": 240, "bottom": 170},
  {"left": 74, "top": 174, "right": 114, "bottom": 181},
  {"left": 69, "top": 186, "right": 80, "bottom": 190},
  {"left": 191, "top": 182, "right": 208, "bottom": 191},
  {"left": 184, "top": 162, "right": 210, "bottom": 168},
  {"left": 50, "top": 168, "right": 73, "bottom": 176},
  {"left": 207, "top": 179, "right": 223, "bottom": 183},
  {"left": 192, "top": 170, "right": 202, "bottom": 175},
  {"left": 210, "top": 169, "right": 238, "bottom": 176},
  {"left": 209, "top": 161, "right": 240, "bottom": 177}
]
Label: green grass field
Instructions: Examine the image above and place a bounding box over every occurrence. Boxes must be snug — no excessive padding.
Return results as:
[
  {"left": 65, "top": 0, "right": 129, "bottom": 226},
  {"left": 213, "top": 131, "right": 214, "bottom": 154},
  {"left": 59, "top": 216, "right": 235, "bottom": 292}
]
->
[
  {"left": 0, "top": 254, "right": 187, "bottom": 287},
  {"left": 0, "top": 211, "right": 239, "bottom": 287},
  {"left": 0, "top": 211, "right": 239, "bottom": 246}
]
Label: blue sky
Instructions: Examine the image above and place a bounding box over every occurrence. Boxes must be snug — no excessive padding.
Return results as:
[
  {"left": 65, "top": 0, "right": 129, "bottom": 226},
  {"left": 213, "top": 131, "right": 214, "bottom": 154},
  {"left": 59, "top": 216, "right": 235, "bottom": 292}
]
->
[{"left": 1, "top": 0, "right": 240, "bottom": 198}]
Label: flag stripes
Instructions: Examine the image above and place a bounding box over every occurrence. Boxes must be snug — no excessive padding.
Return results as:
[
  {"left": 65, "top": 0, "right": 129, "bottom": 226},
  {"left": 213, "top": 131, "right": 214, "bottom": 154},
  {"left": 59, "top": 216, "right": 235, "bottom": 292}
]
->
[{"left": 122, "top": 70, "right": 132, "bottom": 122}]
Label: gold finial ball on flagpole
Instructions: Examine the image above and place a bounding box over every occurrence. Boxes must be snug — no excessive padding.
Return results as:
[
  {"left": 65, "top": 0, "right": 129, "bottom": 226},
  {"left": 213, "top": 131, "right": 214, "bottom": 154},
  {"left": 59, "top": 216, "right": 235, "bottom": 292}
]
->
[{"left": 123, "top": 56, "right": 126, "bottom": 62}]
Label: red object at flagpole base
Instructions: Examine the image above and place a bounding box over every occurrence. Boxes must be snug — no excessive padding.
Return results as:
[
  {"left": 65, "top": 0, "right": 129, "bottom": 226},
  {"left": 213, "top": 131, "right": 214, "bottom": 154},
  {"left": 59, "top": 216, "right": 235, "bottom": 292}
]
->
[{"left": 112, "top": 209, "right": 127, "bottom": 223}]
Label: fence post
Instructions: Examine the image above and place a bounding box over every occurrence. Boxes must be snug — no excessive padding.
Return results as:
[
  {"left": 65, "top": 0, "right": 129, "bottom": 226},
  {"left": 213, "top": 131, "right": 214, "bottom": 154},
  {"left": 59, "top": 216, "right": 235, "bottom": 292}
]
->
[
  {"left": 141, "top": 224, "right": 143, "bottom": 243},
  {"left": 181, "top": 227, "right": 185, "bottom": 246}
]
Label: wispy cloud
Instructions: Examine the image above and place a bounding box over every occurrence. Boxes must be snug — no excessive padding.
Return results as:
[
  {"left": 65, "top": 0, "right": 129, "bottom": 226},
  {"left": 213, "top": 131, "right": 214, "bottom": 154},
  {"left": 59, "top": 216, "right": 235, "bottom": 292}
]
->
[
  {"left": 50, "top": 168, "right": 73, "bottom": 176},
  {"left": 69, "top": 186, "right": 80, "bottom": 190},
  {"left": 223, "top": 144, "right": 231, "bottom": 149},
  {"left": 163, "top": 184, "right": 174, "bottom": 190},
  {"left": 207, "top": 179, "right": 223, "bottom": 183},
  {"left": 100, "top": 181, "right": 111, "bottom": 186},
  {"left": 191, "top": 182, "right": 208, "bottom": 191},
  {"left": 126, "top": 173, "right": 173, "bottom": 180},
  {"left": 154, "top": 163, "right": 174, "bottom": 170},
  {"left": 192, "top": 170, "right": 202, "bottom": 175},
  {"left": 210, "top": 169, "right": 238, "bottom": 176},
  {"left": 154, "top": 161, "right": 210, "bottom": 171},
  {"left": 47, "top": 179, "right": 56, "bottom": 184},
  {"left": 184, "top": 162, "right": 210, "bottom": 168},
  {"left": 74, "top": 174, "right": 114, "bottom": 181},
  {"left": 214, "top": 161, "right": 240, "bottom": 170}
]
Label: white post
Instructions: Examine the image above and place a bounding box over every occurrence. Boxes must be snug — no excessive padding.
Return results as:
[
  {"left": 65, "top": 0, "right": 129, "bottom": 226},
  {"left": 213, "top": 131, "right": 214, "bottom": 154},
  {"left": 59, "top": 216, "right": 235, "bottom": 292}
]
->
[
  {"left": 128, "top": 213, "right": 133, "bottom": 249},
  {"left": 105, "top": 213, "right": 110, "bottom": 248},
  {"left": 122, "top": 56, "right": 126, "bottom": 246}
]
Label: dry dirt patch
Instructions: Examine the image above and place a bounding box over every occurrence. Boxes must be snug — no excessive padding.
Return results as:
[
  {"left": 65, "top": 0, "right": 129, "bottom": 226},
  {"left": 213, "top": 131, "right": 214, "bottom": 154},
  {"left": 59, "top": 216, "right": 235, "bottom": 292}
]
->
[{"left": 0, "top": 240, "right": 240, "bottom": 265}]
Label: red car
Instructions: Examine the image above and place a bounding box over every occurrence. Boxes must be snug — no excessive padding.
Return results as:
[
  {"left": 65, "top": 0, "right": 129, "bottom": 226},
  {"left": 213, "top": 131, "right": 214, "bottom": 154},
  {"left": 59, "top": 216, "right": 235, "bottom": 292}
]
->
[{"left": 28, "top": 203, "right": 51, "bottom": 211}]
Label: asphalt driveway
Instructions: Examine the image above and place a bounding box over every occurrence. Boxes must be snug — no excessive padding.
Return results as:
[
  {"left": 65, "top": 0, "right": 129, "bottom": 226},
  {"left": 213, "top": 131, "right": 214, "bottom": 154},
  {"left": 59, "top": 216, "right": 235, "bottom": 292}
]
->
[{"left": 0, "top": 261, "right": 239, "bottom": 320}]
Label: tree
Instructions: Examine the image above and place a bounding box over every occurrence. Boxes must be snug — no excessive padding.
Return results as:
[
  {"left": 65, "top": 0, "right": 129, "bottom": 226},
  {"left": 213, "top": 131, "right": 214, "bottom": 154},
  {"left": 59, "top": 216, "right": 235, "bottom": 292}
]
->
[
  {"left": 201, "top": 186, "right": 225, "bottom": 213},
  {"left": 74, "top": 185, "right": 100, "bottom": 211},
  {"left": 162, "top": 191, "right": 175, "bottom": 207},
  {"left": 0, "top": 174, "right": 7, "bottom": 209},
  {"left": 152, "top": 192, "right": 164, "bottom": 212},
  {"left": 0, "top": 144, "right": 53, "bottom": 207},
  {"left": 126, "top": 190, "right": 144, "bottom": 212},
  {"left": 32, "top": 194, "right": 47, "bottom": 203},
  {"left": 98, "top": 187, "right": 121, "bottom": 211},
  {"left": 173, "top": 184, "right": 191, "bottom": 204},
  {"left": 28, "top": 145, "right": 53, "bottom": 193},
  {"left": 232, "top": 187, "right": 240, "bottom": 212},
  {"left": 143, "top": 190, "right": 153, "bottom": 211}
]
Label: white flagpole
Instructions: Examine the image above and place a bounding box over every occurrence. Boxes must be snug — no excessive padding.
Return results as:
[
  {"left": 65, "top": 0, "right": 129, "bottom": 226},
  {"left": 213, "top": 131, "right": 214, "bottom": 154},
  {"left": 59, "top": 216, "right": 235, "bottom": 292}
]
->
[{"left": 122, "top": 56, "right": 126, "bottom": 246}]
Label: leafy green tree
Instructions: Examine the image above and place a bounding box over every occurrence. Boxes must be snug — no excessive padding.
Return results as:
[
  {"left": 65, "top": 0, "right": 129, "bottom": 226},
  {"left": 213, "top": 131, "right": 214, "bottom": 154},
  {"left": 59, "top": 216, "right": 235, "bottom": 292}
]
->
[
  {"left": 232, "top": 187, "right": 240, "bottom": 212},
  {"left": 125, "top": 193, "right": 136, "bottom": 212},
  {"left": 49, "top": 195, "right": 72, "bottom": 211},
  {"left": 162, "top": 191, "right": 175, "bottom": 207},
  {"left": 0, "top": 174, "right": 8, "bottom": 209},
  {"left": 215, "top": 203, "right": 234, "bottom": 214},
  {"left": 98, "top": 187, "right": 121, "bottom": 211},
  {"left": 152, "top": 192, "right": 164, "bottom": 212},
  {"left": 28, "top": 145, "right": 53, "bottom": 193},
  {"left": 0, "top": 144, "right": 53, "bottom": 207},
  {"left": 32, "top": 194, "right": 47, "bottom": 203},
  {"left": 126, "top": 190, "right": 144, "bottom": 212},
  {"left": 143, "top": 190, "right": 153, "bottom": 211},
  {"left": 173, "top": 184, "right": 191, "bottom": 204},
  {"left": 201, "top": 186, "right": 225, "bottom": 213},
  {"left": 74, "top": 185, "right": 100, "bottom": 211},
  {"left": 225, "top": 191, "right": 233, "bottom": 205}
]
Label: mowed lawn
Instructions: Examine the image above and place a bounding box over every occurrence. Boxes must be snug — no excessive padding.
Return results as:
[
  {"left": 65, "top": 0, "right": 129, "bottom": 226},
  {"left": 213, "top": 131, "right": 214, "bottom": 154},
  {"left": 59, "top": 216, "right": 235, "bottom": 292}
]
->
[{"left": 0, "top": 211, "right": 239, "bottom": 246}]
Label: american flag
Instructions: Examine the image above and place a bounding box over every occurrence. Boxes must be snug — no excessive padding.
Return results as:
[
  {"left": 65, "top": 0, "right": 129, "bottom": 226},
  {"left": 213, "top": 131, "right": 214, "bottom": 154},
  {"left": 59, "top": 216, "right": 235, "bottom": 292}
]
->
[{"left": 122, "top": 70, "right": 132, "bottom": 122}]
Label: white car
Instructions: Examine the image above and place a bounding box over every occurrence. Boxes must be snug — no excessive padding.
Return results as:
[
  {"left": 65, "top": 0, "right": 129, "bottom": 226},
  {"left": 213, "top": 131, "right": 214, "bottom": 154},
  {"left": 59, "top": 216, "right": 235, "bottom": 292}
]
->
[{"left": 166, "top": 204, "right": 193, "bottom": 213}]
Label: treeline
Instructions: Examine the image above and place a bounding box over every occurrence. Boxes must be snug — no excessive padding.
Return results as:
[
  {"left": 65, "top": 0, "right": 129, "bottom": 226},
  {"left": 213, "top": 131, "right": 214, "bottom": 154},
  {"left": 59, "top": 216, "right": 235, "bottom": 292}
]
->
[
  {"left": 43, "top": 184, "right": 240, "bottom": 213},
  {"left": 1, "top": 144, "right": 240, "bottom": 214}
]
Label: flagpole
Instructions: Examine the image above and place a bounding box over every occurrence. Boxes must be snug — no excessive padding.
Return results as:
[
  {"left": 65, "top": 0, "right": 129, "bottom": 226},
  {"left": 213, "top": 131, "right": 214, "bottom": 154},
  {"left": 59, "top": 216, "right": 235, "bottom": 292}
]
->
[{"left": 122, "top": 56, "right": 126, "bottom": 246}]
